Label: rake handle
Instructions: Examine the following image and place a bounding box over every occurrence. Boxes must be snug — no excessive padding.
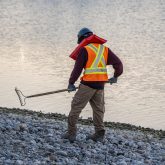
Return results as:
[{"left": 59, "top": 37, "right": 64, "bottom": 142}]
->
[
  {"left": 26, "top": 87, "right": 79, "bottom": 98},
  {"left": 15, "top": 81, "right": 111, "bottom": 106}
]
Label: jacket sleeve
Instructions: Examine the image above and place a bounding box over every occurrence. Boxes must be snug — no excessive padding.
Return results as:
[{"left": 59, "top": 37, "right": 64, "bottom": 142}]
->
[
  {"left": 69, "top": 48, "right": 87, "bottom": 84},
  {"left": 107, "top": 48, "right": 123, "bottom": 78}
]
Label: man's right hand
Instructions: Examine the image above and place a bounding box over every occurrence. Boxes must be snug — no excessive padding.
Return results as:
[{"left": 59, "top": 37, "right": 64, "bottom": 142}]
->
[{"left": 67, "top": 83, "right": 76, "bottom": 92}]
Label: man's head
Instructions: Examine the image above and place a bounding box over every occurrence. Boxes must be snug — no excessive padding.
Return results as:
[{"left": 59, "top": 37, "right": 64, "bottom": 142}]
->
[{"left": 77, "top": 27, "right": 93, "bottom": 44}]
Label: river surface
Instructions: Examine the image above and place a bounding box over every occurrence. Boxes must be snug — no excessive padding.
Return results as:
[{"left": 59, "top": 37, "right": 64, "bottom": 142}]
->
[{"left": 0, "top": 0, "right": 165, "bottom": 130}]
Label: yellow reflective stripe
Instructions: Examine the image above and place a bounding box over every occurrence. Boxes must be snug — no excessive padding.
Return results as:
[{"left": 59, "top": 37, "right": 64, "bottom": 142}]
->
[
  {"left": 91, "top": 45, "right": 102, "bottom": 68},
  {"left": 99, "top": 49, "right": 106, "bottom": 67},
  {"left": 87, "top": 44, "right": 105, "bottom": 67},
  {"left": 85, "top": 72, "right": 107, "bottom": 75},
  {"left": 101, "top": 56, "right": 106, "bottom": 66},
  {"left": 85, "top": 44, "right": 107, "bottom": 76},
  {"left": 100, "top": 60, "right": 104, "bottom": 67},
  {"left": 90, "top": 45, "right": 100, "bottom": 68},
  {"left": 88, "top": 44, "right": 98, "bottom": 52},
  {"left": 93, "top": 45, "right": 105, "bottom": 68},
  {"left": 89, "top": 44, "right": 97, "bottom": 50},
  {"left": 84, "top": 68, "right": 107, "bottom": 74},
  {"left": 85, "top": 68, "right": 107, "bottom": 71},
  {"left": 86, "top": 45, "right": 97, "bottom": 54}
]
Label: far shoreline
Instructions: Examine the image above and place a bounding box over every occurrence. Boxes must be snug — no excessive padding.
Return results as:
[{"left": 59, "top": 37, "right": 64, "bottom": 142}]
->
[{"left": 0, "top": 107, "right": 164, "bottom": 139}]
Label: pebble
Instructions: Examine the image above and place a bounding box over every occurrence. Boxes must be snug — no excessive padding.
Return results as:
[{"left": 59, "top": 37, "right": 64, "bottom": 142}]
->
[
  {"left": 56, "top": 151, "right": 68, "bottom": 156},
  {"left": 117, "top": 160, "right": 127, "bottom": 165},
  {"left": 0, "top": 111, "right": 164, "bottom": 165},
  {"left": 49, "top": 153, "right": 57, "bottom": 161},
  {"left": 15, "top": 160, "right": 24, "bottom": 165}
]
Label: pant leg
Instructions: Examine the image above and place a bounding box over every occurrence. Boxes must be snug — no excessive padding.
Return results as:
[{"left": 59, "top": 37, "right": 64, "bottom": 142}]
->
[
  {"left": 89, "top": 89, "right": 105, "bottom": 132},
  {"left": 68, "top": 84, "right": 96, "bottom": 133}
]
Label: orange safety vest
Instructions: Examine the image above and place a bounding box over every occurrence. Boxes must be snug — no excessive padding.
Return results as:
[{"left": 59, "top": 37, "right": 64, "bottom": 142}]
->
[{"left": 81, "top": 43, "right": 108, "bottom": 81}]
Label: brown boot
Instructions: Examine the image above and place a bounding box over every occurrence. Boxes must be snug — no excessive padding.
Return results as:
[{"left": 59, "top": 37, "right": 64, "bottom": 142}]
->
[
  {"left": 87, "top": 130, "right": 105, "bottom": 142},
  {"left": 61, "top": 131, "right": 76, "bottom": 143}
]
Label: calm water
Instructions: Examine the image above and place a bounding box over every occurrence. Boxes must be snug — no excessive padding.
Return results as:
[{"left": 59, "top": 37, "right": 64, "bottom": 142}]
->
[{"left": 0, "top": 0, "right": 165, "bottom": 130}]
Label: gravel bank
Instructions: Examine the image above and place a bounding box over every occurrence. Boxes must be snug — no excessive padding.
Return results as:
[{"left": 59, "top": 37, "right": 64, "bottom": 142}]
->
[{"left": 0, "top": 107, "right": 165, "bottom": 165}]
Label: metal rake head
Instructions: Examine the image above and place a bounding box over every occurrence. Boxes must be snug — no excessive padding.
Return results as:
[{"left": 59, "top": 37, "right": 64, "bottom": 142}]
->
[{"left": 15, "top": 87, "right": 27, "bottom": 106}]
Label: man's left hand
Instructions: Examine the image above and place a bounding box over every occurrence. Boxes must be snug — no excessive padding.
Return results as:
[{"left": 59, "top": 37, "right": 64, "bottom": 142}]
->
[{"left": 108, "top": 77, "right": 118, "bottom": 84}]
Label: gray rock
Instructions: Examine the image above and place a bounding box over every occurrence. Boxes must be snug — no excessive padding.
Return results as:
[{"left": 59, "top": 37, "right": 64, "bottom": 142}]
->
[
  {"left": 30, "top": 139, "right": 36, "bottom": 145},
  {"left": 43, "top": 143, "right": 54, "bottom": 152},
  {"left": 0, "top": 111, "right": 164, "bottom": 165},
  {"left": 5, "top": 159, "right": 12, "bottom": 164},
  {"left": 15, "top": 160, "right": 24, "bottom": 165},
  {"left": 77, "top": 133, "right": 86, "bottom": 141},
  {"left": 137, "top": 141, "right": 144, "bottom": 146},
  {"left": 85, "top": 151, "right": 92, "bottom": 157},
  {"left": 48, "top": 153, "right": 57, "bottom": 161},
  {"left": 56, "top": 151, "right": 67, "bottom": 156},
  {"left": 144, "top": 159, "right": 152, "bottom": 164},
  {"left": 20, "top": 123, "right": 29, "bottom": 132},
  {"left": 131, "top": 160, "right": 144, "bottom": 165},
  {"left": 33, "top": 160, "right": 42, "bottom": 165},
  {"left": 117, "top": 160, "right": 127, "bottom": 165}
]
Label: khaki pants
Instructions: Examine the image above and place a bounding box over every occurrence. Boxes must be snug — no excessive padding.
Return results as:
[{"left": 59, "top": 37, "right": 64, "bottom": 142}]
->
[{"left": 68, "top": 84, "right": 105, "bottom": 134}]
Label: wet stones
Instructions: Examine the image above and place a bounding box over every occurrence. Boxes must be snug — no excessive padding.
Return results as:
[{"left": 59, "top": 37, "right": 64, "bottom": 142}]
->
[{"left": 0, "top": 109, "right": 164, "bottom": 164}]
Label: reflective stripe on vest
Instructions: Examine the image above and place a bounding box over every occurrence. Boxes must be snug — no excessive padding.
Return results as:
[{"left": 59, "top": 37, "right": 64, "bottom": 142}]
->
[
  {"left": 84, "top": 44, "right": 107, "bottom": 75},
  {"left": 87, "top": 44, "right": 106, "bottom": 67}
]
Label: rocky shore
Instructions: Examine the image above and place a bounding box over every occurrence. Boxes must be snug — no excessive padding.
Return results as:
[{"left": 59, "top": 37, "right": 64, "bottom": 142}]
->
[{"left": 0, "top": 107, "right": 165, "bottom": 165}]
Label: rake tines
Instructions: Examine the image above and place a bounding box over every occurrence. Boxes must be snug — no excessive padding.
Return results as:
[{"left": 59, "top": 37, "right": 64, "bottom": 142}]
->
[
  {"left": 15, "top": 86, "right": 79, "bottom": 106},
  {"left": 15, "top": 87, "right": 27, "bottom": 106}
]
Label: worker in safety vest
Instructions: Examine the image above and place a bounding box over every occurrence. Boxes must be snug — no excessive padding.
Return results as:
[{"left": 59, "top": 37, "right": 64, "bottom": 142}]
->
[{"left": 62, "top": 28, "right": 123, "bottom": 142}]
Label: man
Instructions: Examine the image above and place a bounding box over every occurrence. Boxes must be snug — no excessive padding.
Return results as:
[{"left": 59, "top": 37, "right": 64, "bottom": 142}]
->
[{"left": 63, "top": 28, "right": 123, "bottom": 143}]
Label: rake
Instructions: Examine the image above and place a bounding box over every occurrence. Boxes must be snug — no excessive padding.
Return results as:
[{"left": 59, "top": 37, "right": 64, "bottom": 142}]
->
[{"left": 15, "top": 87, "right": 78, "bottom": 106}]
